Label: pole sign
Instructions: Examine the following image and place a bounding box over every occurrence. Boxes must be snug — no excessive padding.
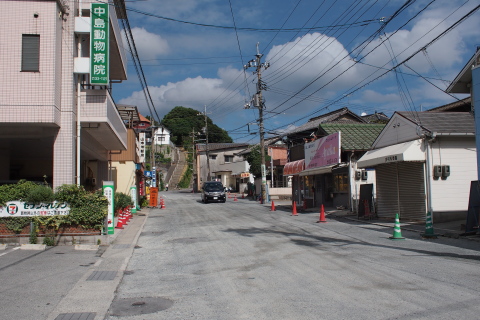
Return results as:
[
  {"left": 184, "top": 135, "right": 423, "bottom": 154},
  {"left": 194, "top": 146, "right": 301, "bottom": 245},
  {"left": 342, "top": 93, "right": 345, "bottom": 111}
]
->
[
  {"left": 130, "top": 185, "right": 137, "bottom": 213},
  {"left": 103, "top": 181, "right": 115, "bottom": 235},
  {"left": 90, "top": 3, "right": 109, "bottom": 85},
  {"left": 261, "top": 164, "right": 266, "bottom": 185},
  {"left": 152, "top": 166, "right": 157, "bottom": 187}
]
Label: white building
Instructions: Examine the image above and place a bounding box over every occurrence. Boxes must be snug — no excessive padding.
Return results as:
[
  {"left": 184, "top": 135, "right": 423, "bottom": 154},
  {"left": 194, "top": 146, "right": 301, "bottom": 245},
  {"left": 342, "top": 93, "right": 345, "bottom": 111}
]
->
[{"left": 357, "top": 111, "right": 476, "bottom": 222}]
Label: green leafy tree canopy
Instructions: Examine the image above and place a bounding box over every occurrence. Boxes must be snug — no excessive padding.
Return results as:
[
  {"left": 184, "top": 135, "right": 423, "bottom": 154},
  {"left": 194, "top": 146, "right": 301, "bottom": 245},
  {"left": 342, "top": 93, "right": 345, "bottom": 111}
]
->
[
  {"left": 161, "top": 106, "right": 232, "bottom": 146},
  {"left": 245, "top": 145, "right": 271, "bottom": 177}
]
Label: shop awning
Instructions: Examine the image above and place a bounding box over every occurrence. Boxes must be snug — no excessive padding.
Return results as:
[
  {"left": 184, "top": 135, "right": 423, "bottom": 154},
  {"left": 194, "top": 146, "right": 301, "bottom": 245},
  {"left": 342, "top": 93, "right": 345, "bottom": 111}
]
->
[
  {"left": 357, "top": 139, "right": 425, "bottom": 168},
  {"left": 283, "top": 159, "right": 305, "bottom": 176},
  {"left": 299, "top": 165, "right": 335, "bottom": 176}
]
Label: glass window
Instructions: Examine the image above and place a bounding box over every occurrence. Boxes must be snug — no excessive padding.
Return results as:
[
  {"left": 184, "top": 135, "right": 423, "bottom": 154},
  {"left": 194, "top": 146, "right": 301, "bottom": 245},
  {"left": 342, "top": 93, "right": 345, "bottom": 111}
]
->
[
  {"left": 333, "top": 173, "right": 348, "bottom": 192},
  {"left": 22, "top": 34, "right": 40, "bottom": 72},
  {"left": 209, "top": 155, "right": 217, "bottom": 160},
  {"left": 225, "top": 155, "right": 234, "bottom": 163}
]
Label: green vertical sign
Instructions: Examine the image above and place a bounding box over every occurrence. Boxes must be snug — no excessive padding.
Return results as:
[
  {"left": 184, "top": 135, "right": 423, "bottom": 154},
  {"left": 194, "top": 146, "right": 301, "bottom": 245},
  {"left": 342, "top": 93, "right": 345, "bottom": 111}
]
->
[
  {"left": 103, "top": 181, "right": 115, "bottom": 235},
  {"left": 90, "top": 3, "right": 109, "bottom": 85},
  {"left": 130, "top": 185, "right": 137, "bottom": 213}
]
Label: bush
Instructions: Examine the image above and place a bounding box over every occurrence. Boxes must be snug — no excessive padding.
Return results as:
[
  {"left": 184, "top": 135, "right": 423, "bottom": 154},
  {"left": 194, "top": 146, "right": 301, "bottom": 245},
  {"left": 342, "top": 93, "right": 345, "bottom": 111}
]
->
[
  {"left": 0, "top": 182, "right": 109, "bottom": 233},
  {"left": 114, "top": 192, "right": 133, "bottom": 212},
  {"left": 25, "top": 185, "right": 55, "bottom": 204}
]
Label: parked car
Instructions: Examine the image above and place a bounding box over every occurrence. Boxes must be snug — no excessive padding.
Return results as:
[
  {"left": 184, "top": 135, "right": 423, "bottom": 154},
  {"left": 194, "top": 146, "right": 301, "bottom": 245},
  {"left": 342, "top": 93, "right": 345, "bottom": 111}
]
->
[{"left": 201, "top": 181, "right": 226, "bottom": 203}]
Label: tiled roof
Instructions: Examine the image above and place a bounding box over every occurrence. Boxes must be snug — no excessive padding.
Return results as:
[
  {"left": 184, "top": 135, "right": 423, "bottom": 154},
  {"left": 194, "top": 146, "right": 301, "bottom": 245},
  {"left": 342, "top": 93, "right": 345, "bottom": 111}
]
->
[
  {"left": 426, "top": 97, "right": 471, "bottom": 112},
  {"left": 196, "top": 143, "right": 250, "bottom": 152},
  {"left": 286, "top": 108, "right": 366, "bottom": 137},
  {"left": 361, "top": 112, "right": 390, "bottom": 123},
  {"left": 397, "top": 112, "right": 475, "bottom": 135},
  {"left": 317, "top": 123, "right": 385, "bottom": 151}
]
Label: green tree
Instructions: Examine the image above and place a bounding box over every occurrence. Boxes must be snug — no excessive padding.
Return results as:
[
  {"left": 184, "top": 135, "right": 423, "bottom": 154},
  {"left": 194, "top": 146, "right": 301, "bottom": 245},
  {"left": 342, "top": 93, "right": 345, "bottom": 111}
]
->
[
  {"left": 245, "top": 145, "right": 270, "bottom": 177},
  {"left": 161, "top": 106, "right": 232, "bottom": 145}
]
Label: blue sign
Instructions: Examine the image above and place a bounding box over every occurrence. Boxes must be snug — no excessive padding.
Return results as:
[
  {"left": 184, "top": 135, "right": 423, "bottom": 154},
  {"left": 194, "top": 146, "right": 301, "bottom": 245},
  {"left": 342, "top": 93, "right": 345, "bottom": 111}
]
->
[{"left": 144, "top": 171, "right": 152, "bottom": 178}]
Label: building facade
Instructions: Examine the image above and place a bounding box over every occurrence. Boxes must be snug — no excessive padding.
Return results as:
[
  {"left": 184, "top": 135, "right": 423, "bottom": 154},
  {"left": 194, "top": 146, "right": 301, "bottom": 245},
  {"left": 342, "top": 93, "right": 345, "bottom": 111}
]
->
[{"left": 0, "top": 0, "right": 128, "bottom": 189}]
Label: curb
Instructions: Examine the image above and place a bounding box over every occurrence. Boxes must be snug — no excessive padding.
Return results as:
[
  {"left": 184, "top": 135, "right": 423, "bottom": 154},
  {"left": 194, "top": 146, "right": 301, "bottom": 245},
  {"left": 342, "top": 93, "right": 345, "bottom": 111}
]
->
[
  {"left": 74, "top": 244, "right": 99, "bottom": 251},
  {"left": 20, "top": 244, "right": 47, "bottom": 250}
]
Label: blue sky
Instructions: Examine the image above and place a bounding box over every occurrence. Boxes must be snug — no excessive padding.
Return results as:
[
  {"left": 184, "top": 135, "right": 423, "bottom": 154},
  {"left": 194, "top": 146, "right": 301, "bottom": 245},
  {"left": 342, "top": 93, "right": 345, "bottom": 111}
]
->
[{"left": 114, "top": 0, "right": 480, "bottom": 143}]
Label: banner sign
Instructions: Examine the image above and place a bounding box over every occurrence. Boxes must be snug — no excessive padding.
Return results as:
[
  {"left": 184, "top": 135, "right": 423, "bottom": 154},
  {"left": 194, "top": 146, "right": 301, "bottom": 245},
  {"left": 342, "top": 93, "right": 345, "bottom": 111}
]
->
[
  {"left": 90, "top": 3, "right": 109, "bottom": 85},
  {"left": 304, "top": 132, "right": 341, "bottom": 169},
  {"left": 152, "top": 166, "right": 156, "bottom": 187},
  {"left": 130, "top": 186, "right": 137, "bottom": 213},
  {"left": 0, "top": 201, "right": 70, "bottom": 217},
  {"left": 103, "top": 181, "right": 115, "bottom": 235}
]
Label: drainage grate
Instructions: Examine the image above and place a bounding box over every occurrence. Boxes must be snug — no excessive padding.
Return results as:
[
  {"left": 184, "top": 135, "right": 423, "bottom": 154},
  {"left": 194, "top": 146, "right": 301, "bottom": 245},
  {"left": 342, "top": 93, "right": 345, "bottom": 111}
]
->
[
  {"left": 54, "top": 312, "right": 96, "bottom": 320},
  {"left": 87, "top": 271, "right": 117, "bottom": 281},
  {"left": 112, "top": 244, "right": 131, "bottom": 249}
]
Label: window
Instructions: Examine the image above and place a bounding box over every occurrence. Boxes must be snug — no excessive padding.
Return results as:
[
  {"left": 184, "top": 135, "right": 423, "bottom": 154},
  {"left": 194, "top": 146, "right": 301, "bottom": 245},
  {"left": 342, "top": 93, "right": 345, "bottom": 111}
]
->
[
  {"left": 333, "top": 173, "right": 348, "bottom": 192},
  {"left": 224, "top": 155, "right": 234, "bottom": 163},
  {"left": 209, "top": 155, "right": 217, "bottom": 160},
  {"left": 22, "top": 34, "right": 40, "bottom": 72}
]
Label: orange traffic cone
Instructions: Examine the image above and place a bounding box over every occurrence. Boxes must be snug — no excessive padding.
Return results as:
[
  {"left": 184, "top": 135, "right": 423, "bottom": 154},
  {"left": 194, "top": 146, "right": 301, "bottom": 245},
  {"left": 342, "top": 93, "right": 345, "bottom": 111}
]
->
[
  {"left": 270, "top": 201, "right": 276, "bottom": 211},
  {"left": 316, "top": 204, "right": 327, "bottom": 223},
  {"left": 160, "top": 198, "right": 165, "bottom": 209},
  {"left": 115, "top": 213, "right": 124, "bottom": 229},
  {"left": 120, "top": 211, "right": 128, "bottom": 225},
  {"left": 234, "top": 194, "right": 238, "bottom": 201},
  {"left": 292, "top": 201, "right": 298, "bottom": 216}
]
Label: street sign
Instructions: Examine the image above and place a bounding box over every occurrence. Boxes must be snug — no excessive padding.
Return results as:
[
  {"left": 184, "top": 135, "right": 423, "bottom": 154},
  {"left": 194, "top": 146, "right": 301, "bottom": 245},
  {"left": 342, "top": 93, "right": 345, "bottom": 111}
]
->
[{"left": 90, "top": 3, "right": 109, "bottom": 85}]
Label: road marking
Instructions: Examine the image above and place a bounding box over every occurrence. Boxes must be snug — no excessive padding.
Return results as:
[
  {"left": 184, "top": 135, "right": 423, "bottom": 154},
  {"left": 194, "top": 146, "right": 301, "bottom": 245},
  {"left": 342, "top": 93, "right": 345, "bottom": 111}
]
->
[{"left": 0, "top": 246, "right": 20, "bottom": 257}]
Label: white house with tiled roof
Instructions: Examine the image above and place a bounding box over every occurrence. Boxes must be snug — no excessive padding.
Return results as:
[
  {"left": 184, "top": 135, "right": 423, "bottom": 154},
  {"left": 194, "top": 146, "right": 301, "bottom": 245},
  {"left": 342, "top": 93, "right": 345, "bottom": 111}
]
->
[{"left": 357, "top": 111, "right": 476, "bottom": 223}]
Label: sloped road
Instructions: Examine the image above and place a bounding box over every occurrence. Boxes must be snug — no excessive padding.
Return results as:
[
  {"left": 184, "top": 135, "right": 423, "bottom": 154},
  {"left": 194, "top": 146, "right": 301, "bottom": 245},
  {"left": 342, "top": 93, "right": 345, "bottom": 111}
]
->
[{"left": 106, "top": 191, "right": 480, "bottom": 320}]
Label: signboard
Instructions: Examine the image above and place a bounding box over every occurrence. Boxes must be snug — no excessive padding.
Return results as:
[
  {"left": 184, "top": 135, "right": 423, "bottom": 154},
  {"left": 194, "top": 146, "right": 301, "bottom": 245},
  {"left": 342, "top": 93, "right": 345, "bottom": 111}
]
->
[
  {"left": 304, "top": 132, "right": 341, "bottom": 169},
  {"left": 90, "top": 3, "right": 109, "bottom": 85},
  {"left": 0, "top": 202, "right": 70, "bottom": 217},
  {"left": 144, "top": 171, "right": 152, "bottom": 178},
  {"left": 152, "top": 166, "right": 156, "bottom": 187},
  {"left": 139, "top": 132, "right": 146, "bottom": 163},
  {"left": 261, "top": 164, "right": 266, "bottom": 185},
  {"left": 130, "top": 186, "right": 137, "bottom": 213},
  {"left": 149, "top": 187, "right": 158, "bottom": 207},
  {"left": 103, "top": 181, "right": 115, "bottom": 235}
]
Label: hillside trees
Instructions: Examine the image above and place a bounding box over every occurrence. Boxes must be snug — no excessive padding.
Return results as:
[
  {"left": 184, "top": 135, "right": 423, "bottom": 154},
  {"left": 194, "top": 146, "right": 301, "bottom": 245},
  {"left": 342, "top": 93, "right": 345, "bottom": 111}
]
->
[{"left": 162, "top": 106, "right": 232, "bottom": 146}]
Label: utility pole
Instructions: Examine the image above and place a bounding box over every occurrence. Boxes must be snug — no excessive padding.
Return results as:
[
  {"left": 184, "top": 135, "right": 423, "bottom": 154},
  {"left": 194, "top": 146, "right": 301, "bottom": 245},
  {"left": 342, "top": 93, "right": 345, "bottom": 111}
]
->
[
  {"left": 198, "top": 106, "right": 211, "bottom": 181},
  {"left": 244, "top": 43, "right": 270, "bottom": 203}
]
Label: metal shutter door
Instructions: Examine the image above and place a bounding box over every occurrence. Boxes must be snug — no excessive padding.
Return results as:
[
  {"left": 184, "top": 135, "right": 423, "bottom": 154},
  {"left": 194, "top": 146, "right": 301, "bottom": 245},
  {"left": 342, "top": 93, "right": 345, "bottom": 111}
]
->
[
  {"left": 376, "top": 163, "right": 399, "bottom": 219},
  {"left": 398, "top": 162, "right": 426, "bottom": 220}
]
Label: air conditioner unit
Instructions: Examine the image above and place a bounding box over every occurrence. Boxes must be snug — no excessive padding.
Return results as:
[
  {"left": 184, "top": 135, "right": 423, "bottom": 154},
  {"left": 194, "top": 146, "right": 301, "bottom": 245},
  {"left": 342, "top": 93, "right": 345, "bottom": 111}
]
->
[{"left": 355, "top": 171, "right": 361, "bottom": 180}]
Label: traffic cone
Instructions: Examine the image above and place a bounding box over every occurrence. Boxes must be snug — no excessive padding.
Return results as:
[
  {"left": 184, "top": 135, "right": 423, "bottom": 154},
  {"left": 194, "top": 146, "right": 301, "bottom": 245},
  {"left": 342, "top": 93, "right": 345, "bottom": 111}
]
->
[
  {"left": 316, "top": 204, "right": 327, "bottom": 223},
  {"left": 234, "top": 194, "right": 238, "bottom": 202},
  {"left": 292, "top": 201, "right": 298, "bottom": 216},
  {"left": 115, "top": 214, "right": 124, "bottom": 229},
  {"left": 228, "top": 191, "right": 231, "bottom": 199},
  {"left": 389, "top": 213, "right": 405, "bottom": 240},
  {"left": 160, "top": 198, "right": 165, "bottom": 209},
  {"left": 120, "top": 211, "right": 128, "bottom": 226},
  {"left": 270, "top": 200, "right": 276, "bottom": 211},
  {"left": 421, "top": 211, "right": 438, "bottom": 239}
]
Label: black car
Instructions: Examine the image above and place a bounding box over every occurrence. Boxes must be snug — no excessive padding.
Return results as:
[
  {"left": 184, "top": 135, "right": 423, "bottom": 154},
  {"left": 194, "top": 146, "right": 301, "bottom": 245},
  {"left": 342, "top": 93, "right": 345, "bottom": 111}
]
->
[{"left": 201, "top": 181, "right": 226, "bottom": 203}]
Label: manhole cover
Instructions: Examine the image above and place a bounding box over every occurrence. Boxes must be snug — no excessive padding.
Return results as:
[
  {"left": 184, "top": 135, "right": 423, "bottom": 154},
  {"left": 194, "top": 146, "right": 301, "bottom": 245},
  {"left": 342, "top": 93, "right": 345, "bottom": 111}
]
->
[{"left": 108, "top": 297, "right": 174, "bottom": 316}]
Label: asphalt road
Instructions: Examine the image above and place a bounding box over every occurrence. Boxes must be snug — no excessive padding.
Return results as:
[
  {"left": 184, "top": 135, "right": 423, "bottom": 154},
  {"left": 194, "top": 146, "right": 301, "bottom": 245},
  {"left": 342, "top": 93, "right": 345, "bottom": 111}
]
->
[{"left": 105, "top": 191, "right": 480, "bottom": 320}]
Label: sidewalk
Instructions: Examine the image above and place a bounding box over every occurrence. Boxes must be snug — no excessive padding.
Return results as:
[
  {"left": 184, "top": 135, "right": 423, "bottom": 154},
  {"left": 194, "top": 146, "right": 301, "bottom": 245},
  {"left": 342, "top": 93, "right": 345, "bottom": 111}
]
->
[
  {"left": 264, "top": 199, "right": 480, "bottom": 242},
  {"left": 46, "top": 209, "right": 149, "bottom": 320}
]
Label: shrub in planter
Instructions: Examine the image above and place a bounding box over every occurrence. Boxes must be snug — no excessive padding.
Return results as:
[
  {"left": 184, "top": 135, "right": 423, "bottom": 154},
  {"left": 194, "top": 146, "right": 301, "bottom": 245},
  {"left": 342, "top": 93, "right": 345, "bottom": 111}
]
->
[{"left": 114, "top": 192, "right": 133, "bottom": 214}]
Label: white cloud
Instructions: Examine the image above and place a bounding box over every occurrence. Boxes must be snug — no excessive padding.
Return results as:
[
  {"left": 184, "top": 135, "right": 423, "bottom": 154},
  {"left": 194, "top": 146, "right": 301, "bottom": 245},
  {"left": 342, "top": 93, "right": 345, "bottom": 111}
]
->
[
  {"left": 123, "top": 28, "right": 170, "bottom": 60},
  {"left": 119, "top": 76, "right": 246, "bottom": 121}
]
